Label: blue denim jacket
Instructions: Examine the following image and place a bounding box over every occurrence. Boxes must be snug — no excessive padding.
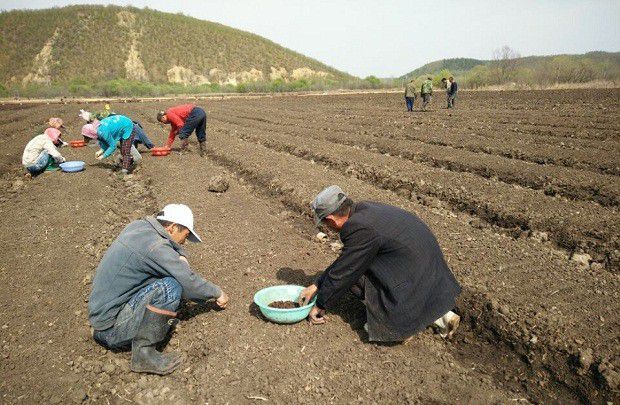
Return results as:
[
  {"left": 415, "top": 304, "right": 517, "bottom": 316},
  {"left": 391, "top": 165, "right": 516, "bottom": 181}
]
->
[{"left": 88, "top": 217, "right": 222, "bottom": 330}]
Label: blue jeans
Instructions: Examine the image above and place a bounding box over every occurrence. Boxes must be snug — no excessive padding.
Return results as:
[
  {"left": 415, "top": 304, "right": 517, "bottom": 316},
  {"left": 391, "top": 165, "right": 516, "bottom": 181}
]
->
[
  {"left": 93, "top": 277, "right": 182, "bottom": 349},
  {"left": 405, "top": 96, "right": 415, "bottom": 111},
  {"left": 26, "top": 151, "right": 50, "bottom": 175},
  {"left": 178, "top": 107, "right": 207, "bottom": 142},
  {"left": 132, "top": 122, "right": 154, "bottom": 149}
]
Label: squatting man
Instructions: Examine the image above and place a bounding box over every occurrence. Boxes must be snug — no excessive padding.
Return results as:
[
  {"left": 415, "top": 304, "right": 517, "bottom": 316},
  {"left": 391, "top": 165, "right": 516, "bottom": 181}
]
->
[
  {"left": 88, "top": 204, "right": 229, "bottom": 375},
  {"left": 87, "top": 194, "right": 460, "bottom": 375},
  {"left": 299, "top": 186, "right": 461, "bottom": 342}
]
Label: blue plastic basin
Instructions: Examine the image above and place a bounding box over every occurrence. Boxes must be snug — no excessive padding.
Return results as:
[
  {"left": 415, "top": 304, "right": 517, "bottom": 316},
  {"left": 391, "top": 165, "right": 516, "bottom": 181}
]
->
[
  {"left": 253, "top": 285, "right": 316, "bottom": 324},
  {"left": 59, "top": 161, "right": 85, "bottom": 173}
]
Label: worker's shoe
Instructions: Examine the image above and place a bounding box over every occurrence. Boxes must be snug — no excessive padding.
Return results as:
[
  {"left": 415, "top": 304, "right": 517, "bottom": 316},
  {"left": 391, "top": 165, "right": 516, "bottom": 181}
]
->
[
  {"left": 199, "top": 141, "right": 207, "bottom": 157},
  {"left": 130, "top": 307, "right": 182, "bottom": 375},
  {"left": 433, "top": 311, "right": 460, "bottom": 339},
  {"left": 181, "top": 139, "right": 190, "bottom": 151}
]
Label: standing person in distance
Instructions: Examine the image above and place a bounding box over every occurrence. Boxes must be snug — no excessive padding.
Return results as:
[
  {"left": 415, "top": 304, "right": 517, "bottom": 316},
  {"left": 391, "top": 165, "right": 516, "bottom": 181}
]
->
[
  {"left": 447, "top": 76, "right": 458, "bottom": 109},
  {"left": 404, "top": 79, "right": 417, "bottom": 112},
  {"left": 421, "top": 77, "right": 433, "bottom": 111}
]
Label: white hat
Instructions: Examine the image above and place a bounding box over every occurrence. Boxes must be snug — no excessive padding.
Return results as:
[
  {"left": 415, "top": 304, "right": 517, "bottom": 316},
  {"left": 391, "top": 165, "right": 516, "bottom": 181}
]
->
[{"left": 156, "top": 204, "right": 202, "bottom": 243}]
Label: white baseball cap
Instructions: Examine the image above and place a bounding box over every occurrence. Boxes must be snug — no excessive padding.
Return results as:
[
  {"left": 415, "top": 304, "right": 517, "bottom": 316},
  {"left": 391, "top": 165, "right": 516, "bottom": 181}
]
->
[{"left": 156, "top": 204, "right": 202, "bottom": 243}]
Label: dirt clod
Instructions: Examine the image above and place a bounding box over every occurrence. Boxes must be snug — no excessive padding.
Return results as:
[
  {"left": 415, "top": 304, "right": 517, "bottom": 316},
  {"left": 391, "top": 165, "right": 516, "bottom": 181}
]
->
[
  {"left": 498, "top": 305, "right": 511, "bottom": 316},
  {"left": 316, "top": 232, "right": 328, "bottom": 242},
  {"left": 330, "top": 242, "right": 343, "bottom": 253},
  {"left": 598, "top": 361, "right": 620, "bottom": 390},
  {"left": 578, "top": 348, "right": 594, "bottom": 373},
  {"left": 571, "top": 252, "right": 591, "bottom": 268},
  {"left": 102, "top": 363, "right": 116, "bottom": 374},
  {"left": 207, "top": 175, "right": 230, "bottom": 192}
]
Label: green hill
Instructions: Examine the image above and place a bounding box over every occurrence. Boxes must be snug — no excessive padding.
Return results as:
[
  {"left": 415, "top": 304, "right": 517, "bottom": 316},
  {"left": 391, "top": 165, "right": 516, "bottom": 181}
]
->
[
  {"left": 401, "top": 58, "right": 486, "bottom": 79},
  {"left": 0, "top": 5, "right": 355, "bottom": 96},
  {"left": 401, "top": 52, "right": 620, "bottom": 88}
]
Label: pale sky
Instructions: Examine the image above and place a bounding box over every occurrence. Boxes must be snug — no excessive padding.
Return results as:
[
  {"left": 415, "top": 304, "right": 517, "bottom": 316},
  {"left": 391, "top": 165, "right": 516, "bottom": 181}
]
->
[{"left": 1, "top": 0, "right": 618, "bottom": 77}]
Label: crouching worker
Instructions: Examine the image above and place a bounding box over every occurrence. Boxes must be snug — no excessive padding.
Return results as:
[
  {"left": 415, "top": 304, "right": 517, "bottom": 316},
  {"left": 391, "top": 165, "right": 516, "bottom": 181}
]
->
[
  {"left": 21, "top": 128, "right": 66, "bottom": 176},
  {"left": 80, "top": 110, "right": 154, "bottom": 150},
  {"left": 88, "top": 204, "right": 229, "bottom": 375},
  {"left": 157, "top": 104, "right": 207, "bottom": 156},
  {"left": 94, "top": 115, "right": 142, "bottom": 174},
  {"left": 299, "top": 186, "right": 461, "bottom": 343}
]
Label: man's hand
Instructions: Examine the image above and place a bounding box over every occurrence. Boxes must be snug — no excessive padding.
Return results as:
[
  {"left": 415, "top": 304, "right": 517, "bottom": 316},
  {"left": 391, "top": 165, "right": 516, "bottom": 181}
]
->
[
  {"left": 95, "top": 149, "right": 104, "bottom": 158},
  {"left": 179, "top": 256, "right": 189, "bottom": 265},
  {"left": 298, "top": 284, "right": 318, "bottom": 306},
  {"left": 215, "top": 291, "right": 229, "bottom": 309},
  {"left": 308, "top": 306, "right": 327, "bottom": 325}
]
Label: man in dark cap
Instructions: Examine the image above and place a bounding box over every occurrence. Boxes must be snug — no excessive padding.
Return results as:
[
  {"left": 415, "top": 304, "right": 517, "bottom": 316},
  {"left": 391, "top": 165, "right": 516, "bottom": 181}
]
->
[{"left": 299, "top": 185, "right": 461, "bottom": 342}]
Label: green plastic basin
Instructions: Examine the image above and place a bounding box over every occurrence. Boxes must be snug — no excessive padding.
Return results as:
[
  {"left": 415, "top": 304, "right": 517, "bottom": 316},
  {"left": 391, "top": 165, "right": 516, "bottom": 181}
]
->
[{"left": 253, "top": 285, "right": 316, "bottom": 324}]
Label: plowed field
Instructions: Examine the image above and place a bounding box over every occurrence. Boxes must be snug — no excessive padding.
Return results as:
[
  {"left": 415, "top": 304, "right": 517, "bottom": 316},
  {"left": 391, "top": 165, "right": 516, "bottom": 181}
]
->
[{"left": 1, "top": 89, "right": 619, "bottom": 404}]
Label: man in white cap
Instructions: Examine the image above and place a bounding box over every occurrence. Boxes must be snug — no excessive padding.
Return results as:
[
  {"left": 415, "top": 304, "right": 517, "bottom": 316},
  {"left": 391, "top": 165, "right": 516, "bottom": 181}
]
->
[
  {"left": 299, "top": 186, "right": 461, "bottom": 343},
  {"left": 89, "top": 204, "right": 229, "bottom": 375}
]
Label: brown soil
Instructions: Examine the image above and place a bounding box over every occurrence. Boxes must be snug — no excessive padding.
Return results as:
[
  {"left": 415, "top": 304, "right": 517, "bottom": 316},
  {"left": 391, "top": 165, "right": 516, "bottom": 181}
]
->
[
  {"left": 268, "top": 301, "right": 300, "bottom": 309},
  {"left": 0, "top": 89, "right": 618, "bottom": 404}
]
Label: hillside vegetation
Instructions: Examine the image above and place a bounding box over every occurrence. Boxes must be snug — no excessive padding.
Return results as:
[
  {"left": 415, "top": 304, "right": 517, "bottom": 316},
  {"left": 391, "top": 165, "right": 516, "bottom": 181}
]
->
[
  {"left": 401, "top": 51, "right": 620, "bottom": 89},
  {"left": 0, "top": 5, "right": 365, "bottom": 97}
]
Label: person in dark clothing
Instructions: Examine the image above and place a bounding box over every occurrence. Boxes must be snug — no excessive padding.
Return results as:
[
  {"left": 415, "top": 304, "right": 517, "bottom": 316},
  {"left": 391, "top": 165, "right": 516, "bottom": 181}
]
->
[
  {"left": 442, "top": 77, "right": 450, "bottom": 108},
  {"left": 299, "top": 185, "right": 461, "bottom": 342},
  {"left": 448, "top": 77, "right": 458, "bottom": 109}
]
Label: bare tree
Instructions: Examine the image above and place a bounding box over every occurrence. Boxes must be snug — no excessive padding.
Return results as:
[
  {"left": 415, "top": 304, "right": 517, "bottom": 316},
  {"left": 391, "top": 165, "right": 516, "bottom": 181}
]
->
[{"left": 491, "top": 45, "right": 521, "bottom": 83}]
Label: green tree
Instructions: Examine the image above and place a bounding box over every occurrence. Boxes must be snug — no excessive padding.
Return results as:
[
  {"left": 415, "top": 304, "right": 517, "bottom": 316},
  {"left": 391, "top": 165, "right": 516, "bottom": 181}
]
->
[
  {"left": 364, "top": 75, "right": 382, "bottom": 88},
  {"left": 433, "top": 69, "right": 452, "bottom": 87}
]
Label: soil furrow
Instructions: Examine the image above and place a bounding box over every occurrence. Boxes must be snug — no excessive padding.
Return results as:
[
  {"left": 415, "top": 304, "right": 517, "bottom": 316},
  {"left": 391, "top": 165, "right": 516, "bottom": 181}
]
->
[
  {"left": 214, "top": 113, "right": 620, "bottom": 207},
  {"left": 205, "top": 131, "right": 620, "bottom": 404},
  {"left": 211, "top": 118, "right": 620, "bottom": 271},
  {"left": 140, "top": 152, "right": 537, "bottom": 403},
  {"left": 216, "top": 102, "right": 620, "bottom": 176},
  {"left": 221, "top": 101, "right": 620, "bottom": 149}
]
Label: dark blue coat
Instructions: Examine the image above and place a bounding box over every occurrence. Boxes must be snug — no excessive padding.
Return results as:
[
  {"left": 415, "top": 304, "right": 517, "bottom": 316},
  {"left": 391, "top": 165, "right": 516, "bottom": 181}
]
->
[
  {"left": 449, "top": 81, "right": 458, "bottom": 95},
  {"left": 316, "top": 202, "right": 461, "bottom": 342}
]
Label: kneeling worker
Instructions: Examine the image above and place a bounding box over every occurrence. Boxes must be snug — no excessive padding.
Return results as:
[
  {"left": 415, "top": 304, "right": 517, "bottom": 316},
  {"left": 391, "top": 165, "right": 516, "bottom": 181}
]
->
[
  {"left": 299, "top": 186, "right": 461, "bottom": 342},
  {"left": 88, "top": 204, "right": 229, "bottom": 375}
]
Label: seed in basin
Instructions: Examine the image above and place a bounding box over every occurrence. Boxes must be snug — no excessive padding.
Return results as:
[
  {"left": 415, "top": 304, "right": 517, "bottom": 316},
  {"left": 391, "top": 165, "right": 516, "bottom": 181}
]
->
[{"left": 253, "top": 285, "right": 316, "bottom": 324}]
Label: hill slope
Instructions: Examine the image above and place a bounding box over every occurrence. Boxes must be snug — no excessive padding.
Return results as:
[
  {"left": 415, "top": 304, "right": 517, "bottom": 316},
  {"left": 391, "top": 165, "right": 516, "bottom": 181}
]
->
[
  {"left": 401, "top": 58, "right": 486, "bottom": 79},
  {"left": 0, "top": 5, "right": 352, "bottom": 90},
  {"left": 400, "top": 52, "right": 620, "bottom": 88}
]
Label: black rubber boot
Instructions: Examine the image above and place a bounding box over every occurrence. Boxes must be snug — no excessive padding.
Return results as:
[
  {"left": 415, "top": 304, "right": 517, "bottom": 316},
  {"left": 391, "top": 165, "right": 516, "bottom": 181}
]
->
[
  {"left": 130, "top": 308, "right": 182, "bottom": 375},
  {"left": 199, "top": 141, "right": 207, "bottom": 157},
  {"left": 180, "top": 139, "right": 190, "bottom": 151}
]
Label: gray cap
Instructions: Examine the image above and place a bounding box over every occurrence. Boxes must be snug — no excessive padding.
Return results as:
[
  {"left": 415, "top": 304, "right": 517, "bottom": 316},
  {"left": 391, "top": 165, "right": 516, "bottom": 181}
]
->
[{"left": 311, "top": 185, "right": 347, "bottom": 226}]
